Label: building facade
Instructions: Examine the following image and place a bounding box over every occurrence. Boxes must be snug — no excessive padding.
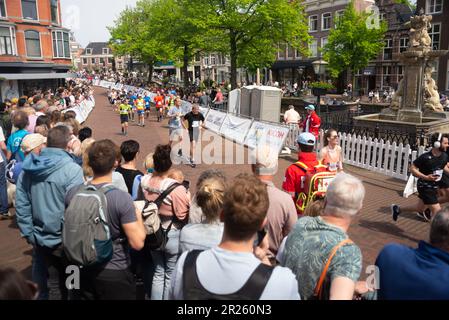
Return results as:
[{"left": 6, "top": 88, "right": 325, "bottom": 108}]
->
[
  {"left": 271, "top": 0, "right": 385, "bottom": 92},
  {"left": 79, "top": 42, "right": 114, "bottom": 72},
  {"left": 355, "top": 0, "right": 413, "bottom": 94},
  {"left": 416, "top": 0, "right": 449, "bottom": 93},
  {"left": 0, "top": 0, "right": 72, "bottom": 100},
  {"left": 69, "top": 31, "right": 83, "bottom": 70}
]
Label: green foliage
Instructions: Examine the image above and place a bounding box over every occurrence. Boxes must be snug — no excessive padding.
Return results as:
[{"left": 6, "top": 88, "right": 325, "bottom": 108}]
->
[
  {"left": 322, "top": 0, "right": 387, "bottom": 79},
  {"left": 309, "top": 81, "right": 335, "bottom": 90},
  {"left": 394, "top": 0, "right": 416, "bottom": 11}
]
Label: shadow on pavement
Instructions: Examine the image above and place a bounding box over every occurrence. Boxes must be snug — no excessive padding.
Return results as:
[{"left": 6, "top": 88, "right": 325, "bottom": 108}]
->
[{"left": 358, "top": 219, "right": 420, "bottom": 244}]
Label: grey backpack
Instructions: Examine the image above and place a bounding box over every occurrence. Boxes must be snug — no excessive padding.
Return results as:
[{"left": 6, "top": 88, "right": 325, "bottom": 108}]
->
[{"left": 63, "top": 184, "right": 115, "bottom": 266}]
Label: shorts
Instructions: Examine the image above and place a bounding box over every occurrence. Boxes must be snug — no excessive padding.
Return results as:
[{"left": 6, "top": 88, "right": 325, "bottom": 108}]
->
[
  {"left": 169, "top": 128, "right": 183, "bottom": 141},
  {"left": 145, "top": 106, "right": 151, "bottom": 111},
  {"left": 417, "top": 186, "right": 439, "bottom": 205},
  {"left": 439, "top": 173, "right": 449, "bottom": 189},
  {"left": 189, "top": 129, "right": 200, "bottom": 142},
  {"left": 137, "top": 110, "right": 144, "bottom": 115},
  {"left": 120, "top": 115, "right": 129, "bottom": 123}
]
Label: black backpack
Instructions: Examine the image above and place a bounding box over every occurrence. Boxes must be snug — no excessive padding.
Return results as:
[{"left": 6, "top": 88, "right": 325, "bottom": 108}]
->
[{"left": 182, "top": 250, "right": 274, "bottom": 300}]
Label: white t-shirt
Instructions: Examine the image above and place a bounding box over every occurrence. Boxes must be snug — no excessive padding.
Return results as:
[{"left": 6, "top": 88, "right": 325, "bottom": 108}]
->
[
  {"left": 168, "top": 247, "right": 300, "bottom": 300},
  {"left": 0, "top": 127, "right": 5, "bottom": 164}
]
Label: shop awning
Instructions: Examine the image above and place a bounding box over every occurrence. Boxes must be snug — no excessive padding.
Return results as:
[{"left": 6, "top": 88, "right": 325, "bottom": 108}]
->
[{"left": 0, "top": 73, "right": 77, "bottom": 80}]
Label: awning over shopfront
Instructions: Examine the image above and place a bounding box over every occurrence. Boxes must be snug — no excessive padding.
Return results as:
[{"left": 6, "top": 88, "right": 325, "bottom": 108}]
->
[
  {"left": 271, "top": 60, "right": 312, "bottom": 70},
  {"left": 0, "top": 73, "right": 76, "bottom": 80}
]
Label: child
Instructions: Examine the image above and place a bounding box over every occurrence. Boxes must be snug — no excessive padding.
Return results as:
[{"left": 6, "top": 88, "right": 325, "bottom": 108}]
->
[{"left": 132, "top": 153, "right": 155, "bottom": 200}]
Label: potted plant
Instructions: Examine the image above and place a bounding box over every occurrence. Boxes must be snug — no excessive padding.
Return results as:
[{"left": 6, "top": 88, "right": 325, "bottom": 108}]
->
[{"left": 309, "top": 81, "right": 335, "bottom": 96}]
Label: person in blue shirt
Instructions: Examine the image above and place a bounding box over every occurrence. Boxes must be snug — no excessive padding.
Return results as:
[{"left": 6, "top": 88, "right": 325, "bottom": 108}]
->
[
  {"left": 6, "top": 111, "right": 29, "bottom": 161},
  {"left": 375, "top": 207, "right": 449, "bottom": 300},
  {"left": 144, "top": 93, "right": 152, "bottom": 119}
]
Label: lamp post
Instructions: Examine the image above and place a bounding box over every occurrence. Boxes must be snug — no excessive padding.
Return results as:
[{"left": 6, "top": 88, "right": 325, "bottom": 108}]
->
[
  {"left": 205, "top": 65, "right": 212, "bottom": 90},
  {"left": 312, "top": 59, "right": 328, "bottom": 116}
]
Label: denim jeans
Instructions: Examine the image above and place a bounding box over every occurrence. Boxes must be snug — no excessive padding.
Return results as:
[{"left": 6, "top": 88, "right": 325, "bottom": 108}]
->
[
  {"left": 0, "top": 151, "right": 8, "bottom": 214},
  {"left": 150, "top": 229, "right": 180, "bottom": 300},
  {"left": 32, "top": 248, "right": 49, "bottom": 300}
]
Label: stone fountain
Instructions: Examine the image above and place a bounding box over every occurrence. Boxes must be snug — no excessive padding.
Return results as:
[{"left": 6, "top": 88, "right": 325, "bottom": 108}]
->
[{"left": 354, "top": 10, "right": 449, "bottom": 143}]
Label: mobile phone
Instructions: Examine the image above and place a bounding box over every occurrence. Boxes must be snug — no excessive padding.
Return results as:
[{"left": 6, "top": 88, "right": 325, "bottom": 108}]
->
[{"left": 255, "top": 229, "right": 267, "bottom": 247}]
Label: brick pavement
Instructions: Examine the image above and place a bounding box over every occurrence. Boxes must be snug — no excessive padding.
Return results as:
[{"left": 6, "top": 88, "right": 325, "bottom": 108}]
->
[{"left": 0, "top": 87, "right": 430, "bottom": 280}]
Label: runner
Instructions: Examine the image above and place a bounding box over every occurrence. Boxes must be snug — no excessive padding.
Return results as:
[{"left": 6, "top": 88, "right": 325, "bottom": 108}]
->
[
  {"left": 167, "top": 98, "right": 184, "bottom": 157},
  {"left": 183, "top": 104, "right": 205, "bottom": 168},
  {"left": 135, "top": 95, "right": 145, "bottom": 127},
  {"left": 154, "top": 91, "right": 164, "bottom": 122},
  {"left": 144, "top": 92, "right": 152, "bottom": 119},
  {"left": 128, "top": 91, "right": 137, "bottom": 122},
  {"left": 392, "top": 133, "right": 449, "bottom": 222},
  {"left": 117, "top": 98, "right": 131, "bottom": 135}
]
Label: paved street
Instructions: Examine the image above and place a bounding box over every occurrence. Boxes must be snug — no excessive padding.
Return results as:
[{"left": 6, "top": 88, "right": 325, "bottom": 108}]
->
[{"left": 0, "top": 87, "right": 430, "bottom": 279}]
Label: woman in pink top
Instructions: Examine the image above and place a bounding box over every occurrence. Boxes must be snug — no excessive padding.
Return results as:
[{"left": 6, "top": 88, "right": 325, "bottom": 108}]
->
[
  {"left": 141, "top": 144, "right": 190, "bottom": 300},
  {"left": 320, "top": 129, "right": 343, "bottom": 172}
]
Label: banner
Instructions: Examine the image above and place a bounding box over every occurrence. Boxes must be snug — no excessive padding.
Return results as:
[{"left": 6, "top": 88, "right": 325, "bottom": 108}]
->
[
  {"left": 63, "top": 97, "right": 95, "bottom": 124},
  {"left": 403, "top": 175, "right": 417, "bottom": 198},
  {"left": 204, "top": 109, "right": 227, "bottom": 133},
  {"left": 244, "top": 121, "right": 290, "bottom": 154},
  {"left": 220, "top": 114, "right": 253, "bottom": 144}
]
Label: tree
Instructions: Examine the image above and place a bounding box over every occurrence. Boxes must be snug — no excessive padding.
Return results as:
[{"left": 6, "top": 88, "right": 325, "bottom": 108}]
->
[
  {"left": 108, "top": 2, "right": 174, "bottom": 82},
  {"left": 149, "top": 0, "right": 222, "bottom": 88},
  {"left": 184, "top": 0, "right": 310, "bottom": 89},
  {"left": 394, "top": 0, "right": 416, "bottom": 11},
  {"left": 322, "top": 0, "right": 387, "bottom": 93}
]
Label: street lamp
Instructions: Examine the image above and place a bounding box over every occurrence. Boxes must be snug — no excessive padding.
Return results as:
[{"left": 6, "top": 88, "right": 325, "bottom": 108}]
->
[
  {"left": 205, "top": 65, "right": 212, "bottom": 89},
  {"left": 312, "top": 59, "right": 328, "bottom": 116}
]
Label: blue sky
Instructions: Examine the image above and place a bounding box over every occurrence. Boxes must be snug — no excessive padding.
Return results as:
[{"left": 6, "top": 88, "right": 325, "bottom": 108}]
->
[{"left": 61, "top": 0, "right": 138, "bottom": 47}]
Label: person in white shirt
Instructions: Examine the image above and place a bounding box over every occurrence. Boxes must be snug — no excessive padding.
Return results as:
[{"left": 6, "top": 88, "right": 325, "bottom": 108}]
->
[
  {"left": 168, "top": 174, "right": 300, "bottom": 300},
  {"left": 284, "top": 105, "right": 301, "bottom": 132}
]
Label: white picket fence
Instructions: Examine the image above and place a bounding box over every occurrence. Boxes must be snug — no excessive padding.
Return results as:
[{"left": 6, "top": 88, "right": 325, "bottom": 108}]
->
[{"left": 339, "top": 133, "right": 426, "bottom": 181}]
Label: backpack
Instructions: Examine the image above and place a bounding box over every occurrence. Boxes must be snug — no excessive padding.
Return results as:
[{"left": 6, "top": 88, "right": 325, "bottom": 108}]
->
[
  {"left": 62, "top": 184, "right": 116, "bottom": 266},
  {"left": 182, "top": 250, "right": 274, "bottom": 300},
  {"left": 5, "top": 133, "right": 28, "bottom": 184},
  {"left": 294, "top": 161, "right": 336, "bottom": 215},
  {"left": 141, "top": 182, "right": 182, "bottom": 251}
]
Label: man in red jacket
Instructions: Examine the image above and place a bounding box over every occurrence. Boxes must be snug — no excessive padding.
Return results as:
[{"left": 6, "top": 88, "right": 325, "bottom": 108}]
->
[
  {"left": 282, "top": 132, "right": 319, "bottom": 215},
  {"left": 301, "top": 104, "right": 321, "bottom": 138}
]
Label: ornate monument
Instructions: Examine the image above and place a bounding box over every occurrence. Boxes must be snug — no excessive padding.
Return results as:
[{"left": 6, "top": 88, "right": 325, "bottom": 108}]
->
[
  {"left": 354, "top": 10, "right": 449, "bottom": 145},
  {"left": 386, "top": 10, "right": 447, "bottom": 122}
]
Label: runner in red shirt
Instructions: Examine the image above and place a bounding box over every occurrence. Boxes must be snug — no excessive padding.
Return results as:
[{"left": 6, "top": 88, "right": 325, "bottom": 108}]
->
[
  {"left": 283, "top": 132, "right": 319, "bottom": 215},
  {"left": 154, "top": 92, "right": 164, "bottom": 122}
]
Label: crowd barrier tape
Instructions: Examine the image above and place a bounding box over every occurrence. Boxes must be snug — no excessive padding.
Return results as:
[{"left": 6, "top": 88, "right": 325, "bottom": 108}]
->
[
  {"left": 64, "top": 96, "right": 95, "bottom": 124},
  {"left": 94, "top": 80, "right": 289, "bottom": 154},
  {"left": 219, "top": 114, "right": 253, "bottom": 145},
  {"left": 244, "top": 121, "right": 290, "bottom": 154}
]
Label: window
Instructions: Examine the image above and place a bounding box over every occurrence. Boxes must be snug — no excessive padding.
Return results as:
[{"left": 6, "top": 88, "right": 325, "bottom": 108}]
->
[
  {"left": 99, "top": 57, "right": 104, "bottom": 64},
  {"left": 309, "top": 15, "right": 318, "bottom": 32},
  {"left": 382, "top": 65, "right": 392, "bottom": 88},
  {"left": 399, "top": 37, "right": 409, "bottom": 53},
  {"left": 91, "top": 58, "right": 96, "bottom": 64},
  {"left": 24, "top": 30, "right": 41, "bottom": 57},
  {"left": 102, "top": 48, "right": 109, "bottom": 55},
  {"left": 335, "top": 10, "right": 344, "bottom": 27},
  {"left": 108, "top": 57, "right": 113, "bottom": 64},
  {"left": 0, "top": 0, "right": 7, "bottom": 18},
  {"left": 22, "top": 0, "right": 38, "bottom": 20},
  {"left": 204, "top": 56, "right": 209, "bottom": 65},
  {"left": 195, "top": 53, "right": 201, "bottom": 62},
  {"left": 429, "top": 60, "right": 438, "bottom": 82},
  {"left": 397, "top": 66, "right": 404, "bottom": 76},
  {"left": 0, "top": 26, "right": 16, "bottom": 55},
  {"left": 321, "top": 37, "right": 328, "bottom": 49},
  {"left": 383, "top": 38, "right": 393, "bottom": 60},
  {"left": 86, "top": 48, "right": 92, "bottom": 55},
  {"left": 211, "top": 55, "right": 216, "bottom": 65},
  {"left": 287, "top": 44, "right": 295, "bottom": 59},
  {"left": 322, "top": 13, "right": 332, "bottom": 31},
  {"left": 50, "top": 0, "right": 59, "bottom": 24},
  {"left": 278, "top": 43, "right": 286, "bottom": 59},
  {"left": 309, "top": 39, "right": 318, "bottom": 57},
  {"left": 429, "top": 23, "right": 440, "bottom": 50},
  {"left": 83, "top": 58, "right": 87, "bottom": 65},
  {"left": 52, "top": 31, "right": 70, "bottom": 58},
  {"left": 426, "top": 0, "right": 443, "bottom": 14}
]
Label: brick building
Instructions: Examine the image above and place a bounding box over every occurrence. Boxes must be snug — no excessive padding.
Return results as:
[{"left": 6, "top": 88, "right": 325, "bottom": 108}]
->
[
  {"left": 0, "top": 0, "right": 72, "bottom": 101},
  {"left": 416, "top": 0, "right": 449, "bottom": 93},
  {"left": 79, "top": 42, "right": 114, "bottom": 72},
  {"left": 355, "top": 0, "right": 413, "bottom": 94},
  {"left": 271, "top": 0, "right": 376, "bottom": 91},
  {"left": 69, "top": 31, "right": 83, "bottom": 70}
]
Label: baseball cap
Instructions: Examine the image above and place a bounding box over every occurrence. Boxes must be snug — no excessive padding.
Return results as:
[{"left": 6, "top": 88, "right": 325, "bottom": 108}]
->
[
  {"left": 305, "top": 104, "right": 315, "bottom": 111},
  {"left": 21, "top": 134, "right": 47, "bottom": 153},
  {"left": 297, "top": 132, "right": 316, "bottom": 146}
]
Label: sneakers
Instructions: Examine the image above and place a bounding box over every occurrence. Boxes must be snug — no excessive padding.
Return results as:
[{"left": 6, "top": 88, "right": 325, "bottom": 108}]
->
[
  {"left": 190, "top": 159, "right": 196, "bottom": 168},
  {"left": 417, "top": 209, "right": 432, "bottom": 222},
  {"left": 391, "top": 204, "right": 400, "bottom": 222},
  {"left": 0, "top": 211, "right": 13, "bottom": 220}
]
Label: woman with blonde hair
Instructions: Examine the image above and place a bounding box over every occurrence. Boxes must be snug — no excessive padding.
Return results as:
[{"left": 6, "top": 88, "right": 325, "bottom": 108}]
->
[
  {"left": 179, "top": 173, "right": 226, "bottom": 252},
  {"left": 81, "top": 138, "right": 95, "bottom": 179}
]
